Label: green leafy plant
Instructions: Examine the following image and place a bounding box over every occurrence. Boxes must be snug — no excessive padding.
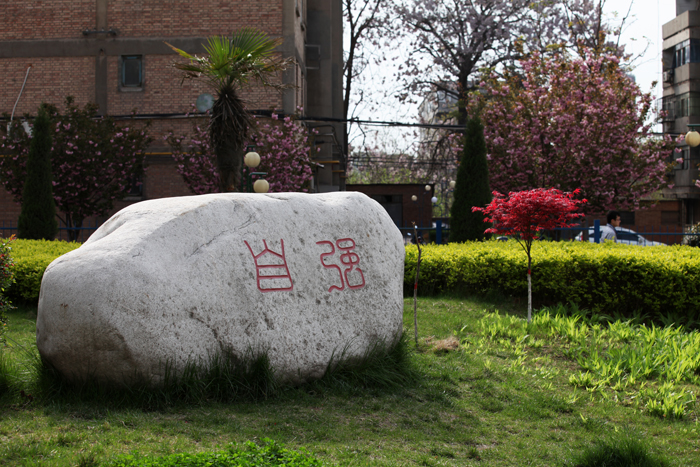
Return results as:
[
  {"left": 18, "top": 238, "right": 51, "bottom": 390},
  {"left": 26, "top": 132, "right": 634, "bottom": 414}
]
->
[
  {"left": 107, "top": 439, "right": 324, "bottom": 467},
  {"left": 471, "top": 307, "right": 700, "bottom": 418},
  {"left": 0, "top": 236, "right": 15, "bottom": 344},
  {"left": 641, "top": 382, "right": 696, "bottom": 419}
]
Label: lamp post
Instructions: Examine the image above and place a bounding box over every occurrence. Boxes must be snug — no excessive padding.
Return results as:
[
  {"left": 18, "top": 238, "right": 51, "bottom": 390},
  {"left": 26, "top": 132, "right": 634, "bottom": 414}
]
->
[
  {"left": 243, "top": 148, "right": 269, "bottom": 193},
  {"left": 426, "top": 180, "right": 455, "bottom": 245},
  {"left": 410, "top": 184, "right": 432, "bottom": 243},
  {"left": 445, "top": 179, "right": 456, "bottom": 217},
  {"left": 682, "top": 125, "right": 700, "bottom": 231}
]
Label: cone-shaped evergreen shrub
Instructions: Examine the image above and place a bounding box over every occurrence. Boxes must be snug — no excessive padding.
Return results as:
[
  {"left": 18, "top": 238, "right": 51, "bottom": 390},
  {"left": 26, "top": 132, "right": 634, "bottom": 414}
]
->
[
  {"left": 17, "top": 106, "right": 58, "bottom": 240},
  {"left": 450, "top": 115, "right": 491, "bottom": 242}
]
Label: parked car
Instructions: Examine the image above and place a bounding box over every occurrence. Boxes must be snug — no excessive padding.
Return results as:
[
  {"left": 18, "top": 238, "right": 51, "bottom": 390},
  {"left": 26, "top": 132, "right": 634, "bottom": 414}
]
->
[{"left": 575, "top": 227, "right": 666, "bottom": 246}]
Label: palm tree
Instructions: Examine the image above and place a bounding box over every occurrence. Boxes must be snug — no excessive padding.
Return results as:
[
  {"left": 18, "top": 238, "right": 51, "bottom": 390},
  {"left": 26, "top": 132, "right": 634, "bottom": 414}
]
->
[{"left": 167, "top": 28, "right": 293, "bottom": 192}]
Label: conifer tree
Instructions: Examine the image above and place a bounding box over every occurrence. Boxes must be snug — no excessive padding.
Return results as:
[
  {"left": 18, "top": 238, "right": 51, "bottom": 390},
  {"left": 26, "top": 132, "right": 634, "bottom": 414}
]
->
[
  {"left": 450, "top": 115, "right": 491, "bottom": 242},
  {"left": 18, "top": 106, "right": 57, "bottom": 240}
]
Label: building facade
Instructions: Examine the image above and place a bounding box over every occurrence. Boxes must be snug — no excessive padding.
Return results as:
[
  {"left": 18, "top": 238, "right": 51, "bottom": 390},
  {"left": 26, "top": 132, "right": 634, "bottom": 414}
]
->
[
  {"left": 660, "top": 0, "right": 700, "bottom": 229},
  {"left": 0, "top": 0, "right": 345, "bottom": 238}
]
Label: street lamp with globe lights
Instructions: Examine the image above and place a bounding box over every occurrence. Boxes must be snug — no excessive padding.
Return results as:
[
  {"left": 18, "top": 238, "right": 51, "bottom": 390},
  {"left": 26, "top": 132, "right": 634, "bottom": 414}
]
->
[
  {"left": 410, "top": 184, "right": 433, "bottom": 242},
  {"left": 686, "top": 127, "right": 700, "bottom": 148},
  {"left": 410, "top": 184, "right": 432, "bottom": 223},
  {"left": 438, "top": 179, "right": 457, "bottom": 218},
  {"left": 243, "top": 148, "right": 269, "bottom": 193},
  {"left": 431, "top": 180, "right": 455, "bottom": 244}
]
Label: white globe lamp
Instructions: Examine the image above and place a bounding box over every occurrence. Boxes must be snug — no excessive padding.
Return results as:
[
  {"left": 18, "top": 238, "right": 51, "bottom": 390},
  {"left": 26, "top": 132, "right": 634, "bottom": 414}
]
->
[
  {"left": 244, "top": 151, "right": 261, "bottom": 168},
  {"left": 253, "top": 179, "right": 269, "bottom": 193},
  {"left": 686, "top": 131, "right": 700, "bottom": 148}
]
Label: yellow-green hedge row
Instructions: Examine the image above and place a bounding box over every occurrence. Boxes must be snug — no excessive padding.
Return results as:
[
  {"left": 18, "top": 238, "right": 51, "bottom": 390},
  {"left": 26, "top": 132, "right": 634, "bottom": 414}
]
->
[
  {"left": 5, "top": 238, "right": 700, "bottom": 316},
  {"left": 5, "top": 239, "right": 81, "bottom": 303},
  {"left": 405, "top": 241, "right": 700, "bottom": 315}
]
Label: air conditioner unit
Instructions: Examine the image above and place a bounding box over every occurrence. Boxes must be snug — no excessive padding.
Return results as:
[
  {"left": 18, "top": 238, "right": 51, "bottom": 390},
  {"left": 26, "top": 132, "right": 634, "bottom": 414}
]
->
[{"left": 663, "top": 70, "right": 674, "bottom": 84}]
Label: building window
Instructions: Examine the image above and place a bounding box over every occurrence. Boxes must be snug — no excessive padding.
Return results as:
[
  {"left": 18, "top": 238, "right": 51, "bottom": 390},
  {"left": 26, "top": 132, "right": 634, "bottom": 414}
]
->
[
  {"left": 667, "top": 92, "right": 700, "bottom": 118},
  {"left": 120, "top": 55, "right": 143, "bottom": 90},
  {"left": 125, "top": 174, "right": 143, "bottom": 198},
  {"left": 672, "top": 148, "right": 690, "bottom": 170},
  {"left": 674, "top": 39, "right": 700, "bottom": 68}
]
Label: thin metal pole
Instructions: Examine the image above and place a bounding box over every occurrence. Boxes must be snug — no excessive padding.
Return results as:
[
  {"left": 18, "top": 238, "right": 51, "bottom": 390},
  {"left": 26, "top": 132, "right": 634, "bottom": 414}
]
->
[
  {"left": 412, "top": 224, "right": 422, "bottom": 348},
  {"left": 10, "top": 65, "right": 32, "bottom": 126}
]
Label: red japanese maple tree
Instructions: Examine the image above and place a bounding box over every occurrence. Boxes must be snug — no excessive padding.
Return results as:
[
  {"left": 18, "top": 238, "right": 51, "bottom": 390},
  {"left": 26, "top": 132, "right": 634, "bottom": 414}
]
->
[{"left": 472, "top": 188, "right": 586, "bottom": 321}]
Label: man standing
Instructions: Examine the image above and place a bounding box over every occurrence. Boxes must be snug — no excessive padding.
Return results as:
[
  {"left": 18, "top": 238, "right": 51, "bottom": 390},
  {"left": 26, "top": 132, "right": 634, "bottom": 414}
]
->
[{"left": 600, "top": 210, "right": 621, "bottom": 242}]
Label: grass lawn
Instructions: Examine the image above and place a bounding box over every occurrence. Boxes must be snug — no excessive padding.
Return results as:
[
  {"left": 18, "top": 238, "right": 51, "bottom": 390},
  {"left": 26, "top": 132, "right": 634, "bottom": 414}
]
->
[{"left": 1, "top": 297, "right": 698, "bottom": 466}]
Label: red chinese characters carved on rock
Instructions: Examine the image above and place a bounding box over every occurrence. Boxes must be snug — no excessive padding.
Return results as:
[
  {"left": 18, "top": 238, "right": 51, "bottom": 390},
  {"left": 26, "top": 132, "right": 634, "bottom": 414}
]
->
[
  {"left": 244, "top": 239, "right": 294, "bottom": 292},
  {"left": 316, "top": 238, "right": 366, "bottom": 292}
]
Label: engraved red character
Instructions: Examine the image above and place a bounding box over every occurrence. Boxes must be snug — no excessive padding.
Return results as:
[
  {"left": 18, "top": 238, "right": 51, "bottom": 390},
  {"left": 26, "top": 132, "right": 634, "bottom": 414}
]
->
[
  {"left": 244, "top": 239, "right": 294, "bottom": 292},
  {"left": 316, "top": 238, "right": 365, "bottom": 292}
]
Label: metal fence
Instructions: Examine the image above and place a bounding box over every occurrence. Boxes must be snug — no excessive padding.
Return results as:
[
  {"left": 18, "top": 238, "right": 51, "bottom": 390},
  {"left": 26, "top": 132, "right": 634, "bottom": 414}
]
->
[
  {"left": 402, "top": 219, "right": 700, "bottom": 246},
  {"left": 2, "top": 218, "right": 699, "bottom": 246},
  {"left": 0, "top": 219, "right": 101, "bottom": 242},
  {"left": 551, "top": 220, "right": 700, "bottom": 246}
]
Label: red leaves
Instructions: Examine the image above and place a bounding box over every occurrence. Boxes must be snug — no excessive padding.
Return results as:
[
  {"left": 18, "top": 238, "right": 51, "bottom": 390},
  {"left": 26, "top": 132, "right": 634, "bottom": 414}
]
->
[{"left": 472, "top": 188, "right": 586, "bottom": 242}]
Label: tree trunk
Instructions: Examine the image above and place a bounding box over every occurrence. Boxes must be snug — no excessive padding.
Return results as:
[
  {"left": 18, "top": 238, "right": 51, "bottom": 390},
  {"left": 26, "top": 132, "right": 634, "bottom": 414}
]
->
[
  {"left": 211, "top": 85, "right": 250, "bottom": 193},
  {"left": 63, "top": 212, "right": 83, "bottom": 243},
  {"left": 216, "top": 144, "right": 243, "bottom": 193},
  {"left": 527, "top": 252, "right": 532, "bottom": 323},
  {"left": 527, "top": 271, "right": 532, "bottom": 323},
  {"left": 413, "top": 225, "right": 422, "bottom": 348}
]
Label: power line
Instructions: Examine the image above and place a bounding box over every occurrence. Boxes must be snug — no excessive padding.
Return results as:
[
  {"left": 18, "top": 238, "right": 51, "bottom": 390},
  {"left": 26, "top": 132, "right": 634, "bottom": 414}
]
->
[{"left": 0, "top": 111, "right": 670, "bottom": 136}]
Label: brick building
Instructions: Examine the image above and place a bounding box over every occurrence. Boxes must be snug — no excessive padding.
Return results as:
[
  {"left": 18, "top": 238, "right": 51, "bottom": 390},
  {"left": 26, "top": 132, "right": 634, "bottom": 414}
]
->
[
  {"left": 0, "top": 0, "right": 345, "bottom": 239},
  {"left": 346, "top": 183, "right": 436, "bottom": 231}
]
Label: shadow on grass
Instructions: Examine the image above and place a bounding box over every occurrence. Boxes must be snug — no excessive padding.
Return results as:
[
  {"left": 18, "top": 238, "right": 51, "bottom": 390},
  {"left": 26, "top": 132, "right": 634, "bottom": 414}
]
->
[
  {"left": 2, "top": 332, "right": 418, "bottom": 410},
  {"left": 565, "top": 430, "right": 670, "bottom": 467}
]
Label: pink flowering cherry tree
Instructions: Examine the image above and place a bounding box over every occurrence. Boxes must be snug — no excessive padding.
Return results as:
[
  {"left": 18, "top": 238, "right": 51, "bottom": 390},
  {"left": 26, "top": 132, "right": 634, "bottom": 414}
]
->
[
  {"left": 475, "top": 50, "right": 678, "bottom": 214},
  {"left": 249, "top": 113, "right": 317, "bottom": 193},
  {"left": 0, "top": 98, "right": 151, "bottom": 241},
  {"left": 166, "top": 122, "right": 220, "bottom": 195},
  {"left": 473, "top": 188, "right": 586, "bottom": 322},
  {"left": 166, "top": 110, "right": 317, "bottom": 194}
]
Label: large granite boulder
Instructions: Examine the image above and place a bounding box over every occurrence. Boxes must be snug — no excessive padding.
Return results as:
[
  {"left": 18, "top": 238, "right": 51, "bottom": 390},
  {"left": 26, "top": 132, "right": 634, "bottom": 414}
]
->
[{"left": 36, "top": 192, "right": 404, "bottom": 386}]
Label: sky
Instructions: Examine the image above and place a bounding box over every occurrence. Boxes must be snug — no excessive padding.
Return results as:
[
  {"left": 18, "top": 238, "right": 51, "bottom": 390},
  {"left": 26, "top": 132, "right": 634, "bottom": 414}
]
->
[
  {"left": 348, "top": 0, "right": 675, "bottom": 150},
  {"left": 610, "top": 0, "right": 673, "bottom": 101}
]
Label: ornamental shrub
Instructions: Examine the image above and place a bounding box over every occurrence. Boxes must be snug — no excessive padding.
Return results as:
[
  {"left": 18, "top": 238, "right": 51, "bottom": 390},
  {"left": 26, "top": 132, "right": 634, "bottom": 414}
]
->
[
  {"left": 0, "top": 236, "right": 15, "bottom": 342},
  {"left": 5, "top": 239, "right": 80, "bottom": 304},
  {"left": 450, "top": 115, "right": 491, "bottom": 242},
  {"left": 17, "top": 105, "right": 58, "bottom": 240},
  {"left": 404, "top": 241, "right": 700, "bottom": 320}
]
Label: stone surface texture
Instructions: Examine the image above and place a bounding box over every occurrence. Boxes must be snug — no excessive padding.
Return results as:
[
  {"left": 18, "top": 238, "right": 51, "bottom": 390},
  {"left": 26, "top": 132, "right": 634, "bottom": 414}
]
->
[{"left": 36, "top": 192, "right": 405, "bottom": 385}]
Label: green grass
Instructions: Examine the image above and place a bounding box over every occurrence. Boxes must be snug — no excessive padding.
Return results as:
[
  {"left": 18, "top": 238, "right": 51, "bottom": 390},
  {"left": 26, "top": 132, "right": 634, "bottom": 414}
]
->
[{"left": 1, "top": 297, "right": 699, "bottom": 466}]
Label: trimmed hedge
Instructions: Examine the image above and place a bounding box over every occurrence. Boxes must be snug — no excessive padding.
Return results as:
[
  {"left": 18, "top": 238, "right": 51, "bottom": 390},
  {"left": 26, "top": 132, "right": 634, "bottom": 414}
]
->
[
  {"left": 4, "top": 238, "right": 80, "bottom": 303},
  {"left": 405, "top": 241, "right": 700, "bottom": 317},
  {"left": 7, "top": 238, "right": 700, "bottom": 319}
]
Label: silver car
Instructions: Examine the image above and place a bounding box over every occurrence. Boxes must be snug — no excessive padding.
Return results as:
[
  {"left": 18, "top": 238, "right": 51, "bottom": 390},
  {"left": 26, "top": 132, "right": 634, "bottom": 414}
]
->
[{"left": 575, "top": 227, "right": 666, "bottom": 246}]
